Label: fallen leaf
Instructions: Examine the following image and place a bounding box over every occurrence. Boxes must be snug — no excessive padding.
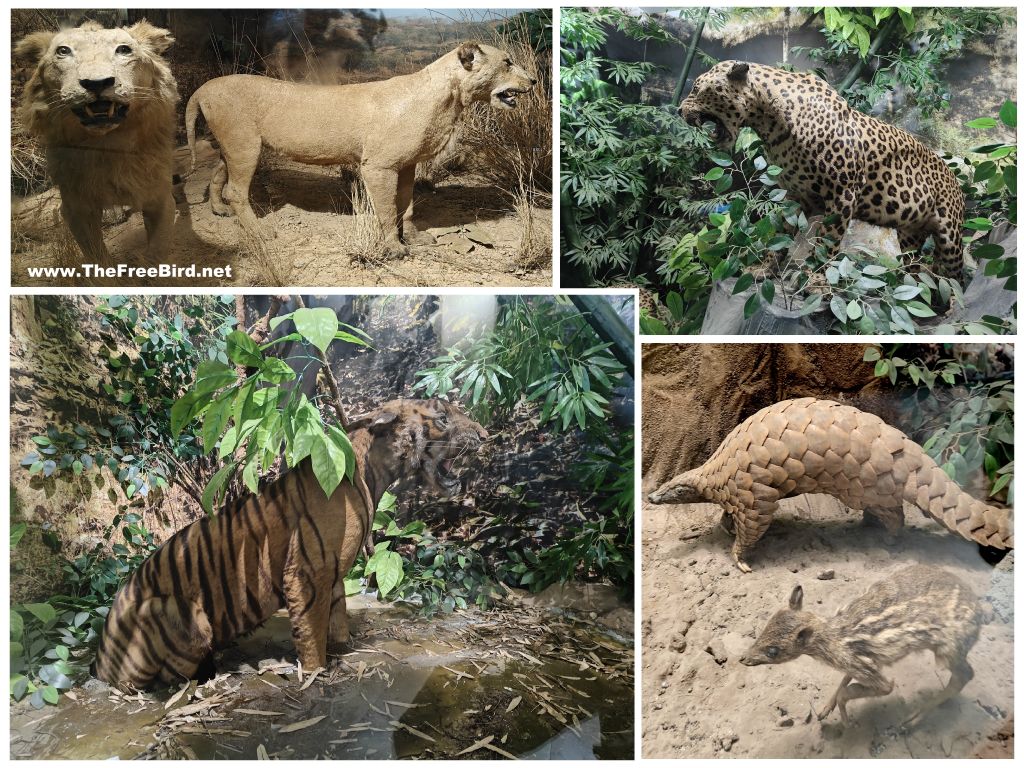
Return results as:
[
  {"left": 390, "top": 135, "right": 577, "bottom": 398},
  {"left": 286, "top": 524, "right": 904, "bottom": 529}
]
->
[
  {"left": 506, "top": 696, "right": 522, "bottom": 714},
  {"left": 279, "top": 715, "right": 326, "bottom": 733},
  {"left": 256, "top": 744, "right": 269, "bottom": 760},
  {"left": 457, "top": 735, "right": 494, "bottom": 756}
]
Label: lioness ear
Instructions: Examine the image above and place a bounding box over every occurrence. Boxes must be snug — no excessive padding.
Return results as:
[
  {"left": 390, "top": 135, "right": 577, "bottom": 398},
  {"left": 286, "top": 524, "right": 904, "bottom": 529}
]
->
[
  {"left": 127, "top": 20, "right": 174, "bottom": 54},
  {"left": 15, "top": 31, "right": 56, "bottom": 61},
  {"left": 727, "top": 61, "right": 750, "bottom": 82},
  {"left": 348, "top": 409, "right": 399, "bottom": 433},
  {"left": 456, "top": 42, "right": 483, "bottom": 71}
]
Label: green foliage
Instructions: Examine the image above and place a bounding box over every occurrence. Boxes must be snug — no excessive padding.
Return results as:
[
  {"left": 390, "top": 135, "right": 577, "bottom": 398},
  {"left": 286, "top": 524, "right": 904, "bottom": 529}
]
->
[
  {"left": 413, "top": 297, "right": 627, "bottom": 433},
  {"left": 949, "top": 102, "right": 1017, "bottom": 304},
  {"left": 20, "top": 296, "right": 237, "bottom": 502},
  {"left": 10, "top": 511, "right": 158, "bottom": 708},
  {"left": 348, "top": 494, "right": 506, "bottom": 616},
  {"left": 799, "top": 8, "right": 1008, "bottom": 118},
  {"left": 501, "top": 430, "right": 634, "bottom": 593},
  {"left": 172, "top": 310, "right": 371, "bottom": 510},
  {"left": 560, "top": 7, "right": 707, "bottom": 280},
  {"left": 864, "top": 346, "right": 1013, "bottom": 500}
]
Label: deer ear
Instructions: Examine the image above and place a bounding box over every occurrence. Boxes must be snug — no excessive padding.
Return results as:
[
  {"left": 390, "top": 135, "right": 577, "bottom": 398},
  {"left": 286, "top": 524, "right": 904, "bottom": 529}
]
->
[
  {"left": 796, "top": 627, "right": 814, "bottom": 646},
  {"left": 789, "top": 585, "right": 804, "bottom": 610},
  {"left": 727, "top": 61, "right": 750, "bottom": 82}
]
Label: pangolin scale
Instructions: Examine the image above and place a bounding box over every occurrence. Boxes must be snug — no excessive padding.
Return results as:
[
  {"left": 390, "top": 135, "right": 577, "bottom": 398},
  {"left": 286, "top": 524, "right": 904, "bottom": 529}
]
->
[{"left": 648, "top": 397, "right": 1013, "bottom": 571}]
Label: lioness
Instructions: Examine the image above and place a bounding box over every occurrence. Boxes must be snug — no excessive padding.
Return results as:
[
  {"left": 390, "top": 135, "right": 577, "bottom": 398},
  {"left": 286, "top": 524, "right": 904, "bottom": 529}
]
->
[
  {"left": 16, "top": 21, "right": 179, "bottom": 265},
  {"left": 186, "top": 42, "right": 536, "bottom": 257}
]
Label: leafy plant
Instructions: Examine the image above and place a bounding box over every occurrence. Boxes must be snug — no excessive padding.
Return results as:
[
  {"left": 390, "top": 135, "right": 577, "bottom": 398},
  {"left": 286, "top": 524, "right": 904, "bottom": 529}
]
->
[
  {"left": 10, "top": 511, "right": 158, "bottom": 708},
  {"left": 413, "top": 296, "right": 627, "bottom": 432},
  {"left": 19, "top": 296, "right": 237, "bottom": 504},
  {"left": 560, "top": 7, "right": 708, "bottom": 282},
  {"left": 865, "top": 345, "right": 1013, "bottom": 500},
  {"left": 171, "top": 307, "right": 371, "bottom": 510},
  {"left": 347, "top": 493, "right": 506, "bottom": 616},
  {"left": 502, "top": 429, "right": 634, "bottom": 593}
]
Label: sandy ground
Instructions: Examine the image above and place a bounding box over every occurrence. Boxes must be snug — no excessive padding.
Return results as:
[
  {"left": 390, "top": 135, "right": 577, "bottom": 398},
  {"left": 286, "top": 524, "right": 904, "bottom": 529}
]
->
[
  {"left": 641, "top": 496, "right": 1014, "bottom": 759},
  {"left": 11, "top": 141, "right": 552, "bottom": 288}
]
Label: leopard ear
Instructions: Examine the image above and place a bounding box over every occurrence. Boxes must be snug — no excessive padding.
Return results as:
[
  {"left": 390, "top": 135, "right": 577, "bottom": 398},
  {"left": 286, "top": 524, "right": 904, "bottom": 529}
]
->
[
  {"left": 15, "top": 31, "right": 55, "bottom": 62},
  {"left": 456, "top": 42, "right": 483, "bottom": 71},
  {"left": 348, "top": 409, "right": 399, "bottom": 433},
  {"left": 727, "top": 61, "right": 750, "bottom": 82}
]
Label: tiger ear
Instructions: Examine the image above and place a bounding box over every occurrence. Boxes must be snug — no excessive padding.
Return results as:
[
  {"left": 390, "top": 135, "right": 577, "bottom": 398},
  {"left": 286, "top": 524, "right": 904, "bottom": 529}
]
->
[{"left": 348, "top": 409, "right": 399, "bottom": 433}]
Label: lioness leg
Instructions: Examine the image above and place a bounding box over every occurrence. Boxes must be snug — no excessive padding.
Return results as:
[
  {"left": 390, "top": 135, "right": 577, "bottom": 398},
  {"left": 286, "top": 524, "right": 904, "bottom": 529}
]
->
[
  {"left": 361, "top": 163, "right": 408, "bottom": 258},
  {"left": 396, "top": 164, "right": 416, "bottom": 242},
  {"left": 61, "top": 197, "right": 110, "bottom": 264},
  {"left": 219, "top": 136, "right": 264, "bottom": 232},
  {"left": 209, "top": 160, "right": 232, "bottom": 217}
]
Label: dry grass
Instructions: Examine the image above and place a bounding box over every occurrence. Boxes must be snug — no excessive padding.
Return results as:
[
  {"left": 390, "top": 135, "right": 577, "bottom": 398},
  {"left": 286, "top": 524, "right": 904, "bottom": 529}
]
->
[{"left": 345, "top": 180, "right": 389, "bottom": 263}]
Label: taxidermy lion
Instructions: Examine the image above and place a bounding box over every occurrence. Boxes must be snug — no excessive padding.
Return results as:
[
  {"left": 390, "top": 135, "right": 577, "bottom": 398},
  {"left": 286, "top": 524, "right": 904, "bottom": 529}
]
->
[
  {"left": 16, "top": 20, "right": 179, "bottom": 265},
  {"left": 185, "top": 42, "right": 536, "bottom": 258}
]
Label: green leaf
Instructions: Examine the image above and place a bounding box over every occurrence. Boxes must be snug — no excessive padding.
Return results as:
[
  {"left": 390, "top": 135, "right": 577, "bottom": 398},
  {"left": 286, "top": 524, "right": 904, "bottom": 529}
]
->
[
  {"left": 259, "top": 357, "right": 297, "bottom": 384},
  {"left": 665, "top": 291, "right": 684, "bottom": 320},
  {"left": 733, "top": 273, "right": 754, "bottom": 294},
  {"left": 10, "top": 610, "right": 24, "bottom": 641},
  {"left": 999, "top": 100, "right": 1016, "bottom": 129},
  {"left": 225, "top": 330, "right": 263, "bottom": 368},
  {"left": 23, "top": 603, "right": 57, "bottom": 624},
  {"left": 293, "top": 308, "right": 339, "bottom": 354},
  {"left": 966, "top": 117, "right": 998, "bottom": 130},
  {"left": 10, "top": 522, "right": 27, "bottom": 549},
  {"left": 704, "top": 167, "right": 724, "bottom": 181},
  {"left": 202, "top": 395, "right": 233, "bottom": 455},
  {"left": 366, "top": 547, "right": 404, "bottom": 597},
  {"left": 760, "top": 280, "right": 775, "bottom": 304},
  {"left": 202, "top": 461, "right": 237, "bottom": 514},
  {"left": 41, "top": 685, "right": 59, "bottom": 705},
  {"left": 311, "top": 433, "right": 345, "bottom": 499}
]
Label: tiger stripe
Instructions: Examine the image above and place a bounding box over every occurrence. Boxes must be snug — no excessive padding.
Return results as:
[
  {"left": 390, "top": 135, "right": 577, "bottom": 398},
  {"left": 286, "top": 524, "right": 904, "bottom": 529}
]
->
[{"left": 93, "top": 399, "right": 486, "bottom": 690}]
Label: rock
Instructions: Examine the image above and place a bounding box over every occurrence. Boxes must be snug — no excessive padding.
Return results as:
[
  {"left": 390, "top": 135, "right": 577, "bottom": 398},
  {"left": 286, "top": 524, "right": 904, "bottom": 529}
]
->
[
  {"left": 817, "top": 569, "right": 835, "bottom": 581},
  {"left": 778, "top": 717, "right": 794, "bottom": 728},
  {"left": 704, "top": 640, "right": 728, "bottom": 665}
]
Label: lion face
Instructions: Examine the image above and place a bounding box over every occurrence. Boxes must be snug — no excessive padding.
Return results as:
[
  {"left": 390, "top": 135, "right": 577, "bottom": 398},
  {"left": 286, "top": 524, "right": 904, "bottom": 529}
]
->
[
  {"left": 352, "top": 398, "right": 488, "bottom": 495},
  {"left": 678, "top": 61, "right": 754, "bottom": 149},
  {"left": 455, "top": 43, "right": 537, "bottom": 111},
  {"left": 17, "top": 20, "right": 175, "bottom": 136}
]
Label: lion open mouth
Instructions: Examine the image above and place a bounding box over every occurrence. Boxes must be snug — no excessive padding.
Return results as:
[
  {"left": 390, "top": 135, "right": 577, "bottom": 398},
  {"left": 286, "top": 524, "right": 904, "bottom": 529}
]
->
[
  {"left": 494, "top": 87, "right": 528, "bottom": 108},
  {"left": 72, "top": 100, "right": 129, "bottom": 127}
]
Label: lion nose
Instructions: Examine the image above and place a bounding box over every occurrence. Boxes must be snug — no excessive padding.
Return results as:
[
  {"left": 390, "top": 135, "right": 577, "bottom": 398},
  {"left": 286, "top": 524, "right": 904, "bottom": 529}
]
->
[{"left": 80, "top": 77, "right": 115, "bottom": 94}]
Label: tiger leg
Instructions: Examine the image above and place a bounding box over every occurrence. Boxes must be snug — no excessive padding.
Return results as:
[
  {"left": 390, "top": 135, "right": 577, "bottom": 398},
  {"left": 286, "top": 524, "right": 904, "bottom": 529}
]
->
[
  {"left": 328, "top": 555, "right": 351, "bottom": 651},
  {"left": 283, "top": 544, "right": 332, "bottom": 670},
  {"left": 100, "top": 596, "right": 214, "bottom": 689}
]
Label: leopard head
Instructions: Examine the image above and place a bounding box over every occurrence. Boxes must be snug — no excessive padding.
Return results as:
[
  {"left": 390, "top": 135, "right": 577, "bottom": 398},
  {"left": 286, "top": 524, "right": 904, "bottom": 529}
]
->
[
  {"left": 678, "top": 60, "right": 755, "bottom": 149},
  {"left": 350, "top": 398, "right": 488, "bottom": 496}
]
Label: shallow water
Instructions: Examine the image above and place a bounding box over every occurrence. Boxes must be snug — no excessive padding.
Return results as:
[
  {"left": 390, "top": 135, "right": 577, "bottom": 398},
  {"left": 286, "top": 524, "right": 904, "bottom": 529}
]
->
[{"left": 10, "top": 595, "right": 634, "bottom": 760}]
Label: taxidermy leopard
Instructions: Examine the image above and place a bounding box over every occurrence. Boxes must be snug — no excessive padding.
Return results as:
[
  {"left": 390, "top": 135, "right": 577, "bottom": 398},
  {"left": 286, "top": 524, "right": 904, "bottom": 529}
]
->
[{"left": 679, "top": 61, "right": 966, "bottom": 280}]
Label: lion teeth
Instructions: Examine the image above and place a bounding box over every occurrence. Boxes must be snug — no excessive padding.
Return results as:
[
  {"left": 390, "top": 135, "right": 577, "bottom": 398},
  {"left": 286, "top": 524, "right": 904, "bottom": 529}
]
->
[{"left": 107, "top": 102, "right": 115, "bottom": 117}]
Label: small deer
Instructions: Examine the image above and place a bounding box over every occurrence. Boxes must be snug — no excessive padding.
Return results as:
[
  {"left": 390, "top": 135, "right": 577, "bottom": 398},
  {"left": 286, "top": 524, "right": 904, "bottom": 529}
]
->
[{"left": 739, "top": 565, "right": 992, "bottom": 727}]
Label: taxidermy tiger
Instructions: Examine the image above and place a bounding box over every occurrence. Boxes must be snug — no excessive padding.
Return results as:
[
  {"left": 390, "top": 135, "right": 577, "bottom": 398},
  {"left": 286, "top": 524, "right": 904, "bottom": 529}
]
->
[{"left": 93, "top": 398, "right": 487, "bottom": 690}]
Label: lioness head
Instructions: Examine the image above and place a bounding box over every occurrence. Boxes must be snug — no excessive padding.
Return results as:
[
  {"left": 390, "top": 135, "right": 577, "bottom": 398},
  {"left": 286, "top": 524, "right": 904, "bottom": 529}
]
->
[
  {"left": 454, "top": 42, "right": 537, "bottom": 110},
  {"left": 16, "top": 20, "right": 176, "bottom": 136},
  {"left": 350, "top": 398, "right": 488, "bottom": 495},
  {"left": 678, "top": 60, "right": 755, "bottom": 149}
]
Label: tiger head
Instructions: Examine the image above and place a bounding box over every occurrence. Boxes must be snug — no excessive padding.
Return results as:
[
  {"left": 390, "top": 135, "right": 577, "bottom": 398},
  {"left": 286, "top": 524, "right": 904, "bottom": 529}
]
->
[{"left": 349, "top": 398, "right": 488, "bottom": 496}]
